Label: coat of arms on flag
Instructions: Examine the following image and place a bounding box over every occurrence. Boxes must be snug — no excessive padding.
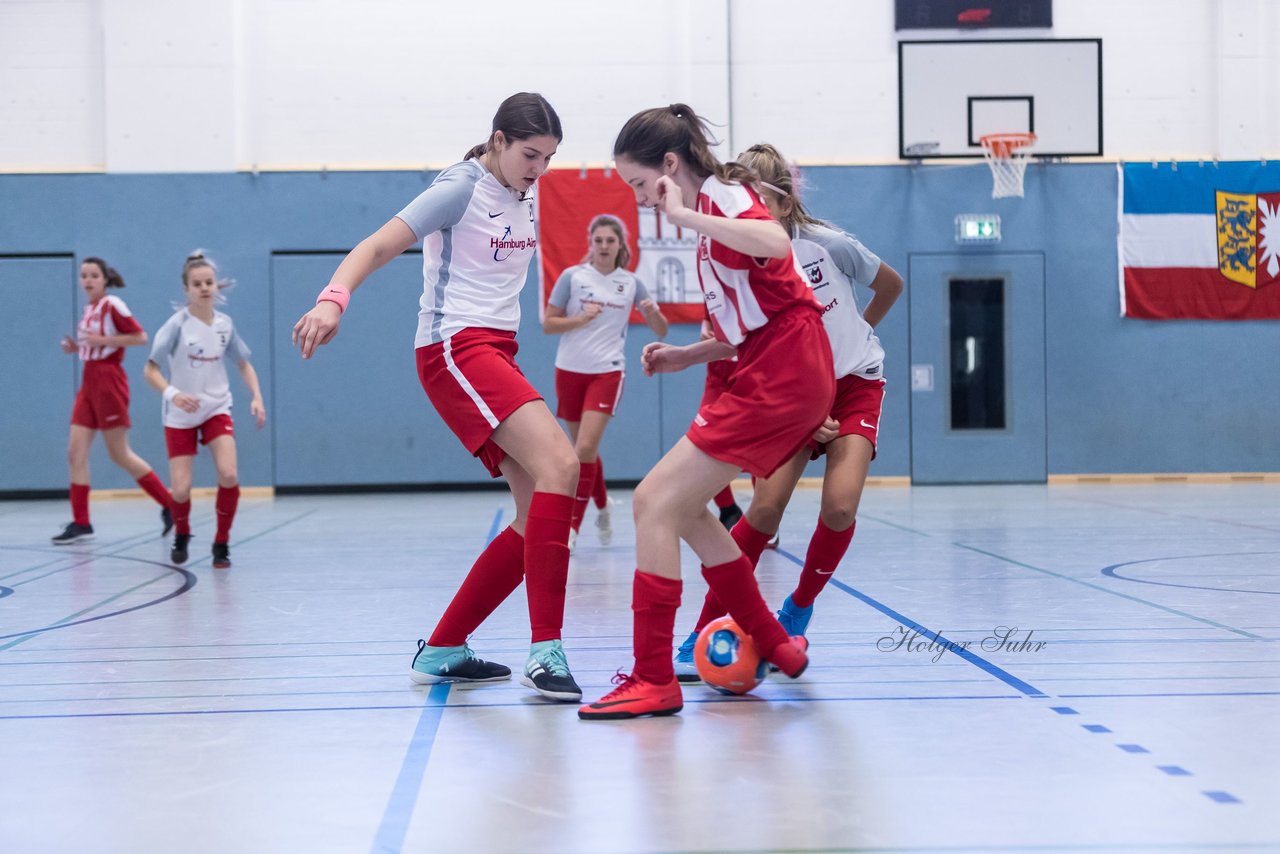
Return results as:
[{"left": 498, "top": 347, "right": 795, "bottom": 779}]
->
[{"left": 1216, "top": 190, "right": 1280, "bottom": 290}]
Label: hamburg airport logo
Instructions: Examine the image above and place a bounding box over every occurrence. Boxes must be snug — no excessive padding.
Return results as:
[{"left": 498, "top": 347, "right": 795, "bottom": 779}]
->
[
  {"left": 491, "top": 225, "right": 536, "bottom": 262},
  {"left": 1216, "top": 190, "right": 1280, "bottom": 289}
]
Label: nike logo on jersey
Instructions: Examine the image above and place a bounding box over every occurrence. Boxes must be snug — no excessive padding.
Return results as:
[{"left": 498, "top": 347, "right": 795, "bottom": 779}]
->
[
  {"left": 598, "top": 403, "right": 611, "bottom": 409},
  {"left": 860, "top": 419, "right": 876, "bottom": 429},
  {"left": 488, "top": 211, "right": 503, "bottom": 218}
]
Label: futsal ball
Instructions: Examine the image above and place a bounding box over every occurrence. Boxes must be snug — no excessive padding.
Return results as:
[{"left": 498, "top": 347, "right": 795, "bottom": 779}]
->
[{"left": 694, "top": 616, "right": 768, "bottom": 695}]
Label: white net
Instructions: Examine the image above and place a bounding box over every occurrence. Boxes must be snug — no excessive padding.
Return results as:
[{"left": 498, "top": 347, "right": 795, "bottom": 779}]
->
[{"left": 980, "top": 133, "right": 1037, "bottom": 198}]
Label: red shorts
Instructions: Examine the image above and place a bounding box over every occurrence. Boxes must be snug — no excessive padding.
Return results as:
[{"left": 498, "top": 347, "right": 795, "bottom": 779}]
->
[
  {"left": 70, "top": 361, "right": 131, "bottom": 430},
  {"left": 165, "top": 413, "right": 235, "bottom": 458},
  {"left": 809, "top": 374, "right": 886, "bottom": 460},
  {"left": 687, "top": 307, "right": 836, "bottom": 479},
  {"left": 416, "top": 328, "right": 543, "bottom": 478},
  {"left": 700, "top": 358, "right": 735, "bottom": 409},
  {"left": 555, "top": 369, "right": 624, "bottom": 420}
]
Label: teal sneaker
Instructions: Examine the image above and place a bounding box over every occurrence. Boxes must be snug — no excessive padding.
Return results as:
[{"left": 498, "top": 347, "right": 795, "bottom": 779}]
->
[
  {"left": 674, "top": 630, "right": 701, "bottom": 683},
  {"left": 777, "top": 594, "right": 814, "bottom": 637},
  {"left": 409, "top": 640, "right": 511, "bottom": 685},
  {"left": 521, "top": 639, "right": 582, "bottom": 702}
]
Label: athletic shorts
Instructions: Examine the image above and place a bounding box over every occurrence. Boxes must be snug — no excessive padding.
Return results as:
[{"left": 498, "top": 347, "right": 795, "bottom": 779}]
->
[
  {"left": 416, "top": 328, "right": 543, "bottom": 478},
  {"left": 555, "top": 368, "right": 624, "bottom": 421},
  {"left": 70, "top": 361, "right": 131, "bottom": 430},
  {"left": 687, "top": 307, "right": 835, "bottom": 479},
  {"left": 700, "top": 358, "right": 736, "bottom": 409},
  {"left": 808, "top": 374, "right": 885, "bottom": 460},
  {"left": 165, "top": 413, "right": 235, "bottom": 458}
]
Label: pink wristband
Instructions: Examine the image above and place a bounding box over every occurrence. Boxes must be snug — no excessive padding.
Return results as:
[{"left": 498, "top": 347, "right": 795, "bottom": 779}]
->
[{"left": 316, "top": 283, "right": 351, "bottom": 313}]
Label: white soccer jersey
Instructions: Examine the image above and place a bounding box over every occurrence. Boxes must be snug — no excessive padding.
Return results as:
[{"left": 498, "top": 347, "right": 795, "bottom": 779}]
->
[
  {"left": 792, "top": 224, "right": 886, "bottom": 381},
  {"left": 396, "top": 159, "right": 539, "bottom": 346},
  {"left": 149, "top": 309, "right": 252, "bottom": 429},
  {"left": 77, "top": 294, "right": 143, "bottom": 364},
  {"left": 548, "top": 265, "right": 651, "bottom": 373}
]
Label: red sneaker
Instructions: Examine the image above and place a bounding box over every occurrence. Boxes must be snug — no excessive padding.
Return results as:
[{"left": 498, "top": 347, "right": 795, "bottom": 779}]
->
[
  {"left": 578, "top": 672, "right": 683, "bottom": 720},
  {"left": 767, "top": 636, "right": 809, "bottom": 678}
]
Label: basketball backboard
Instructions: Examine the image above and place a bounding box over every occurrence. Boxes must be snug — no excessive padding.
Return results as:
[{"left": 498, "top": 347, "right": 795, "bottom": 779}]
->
[{"left": 898, "top": 38, "right": 1102, "bottom": 159}]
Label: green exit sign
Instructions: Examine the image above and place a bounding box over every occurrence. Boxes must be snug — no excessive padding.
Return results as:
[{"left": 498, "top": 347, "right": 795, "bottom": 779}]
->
[{"left": 955, "top": 214, "right": 1001, "bottom": 243}]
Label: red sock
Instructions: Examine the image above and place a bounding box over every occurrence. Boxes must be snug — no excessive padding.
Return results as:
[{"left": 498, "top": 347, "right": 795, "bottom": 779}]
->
[
  {"left": 633, "top": 571, "right": 682, "bottom": 684},
  {"left": 570, "top": 460, "right": 598, "bottom": 533},
  {"left": 173, "top": 500, "right": 192, "bottom": 536},
  {"left": 592, "top": 456, "right": 608, "bottom": 509},
  {"left": 793, "top": 519, "right": 855, "bottom": 608},
  {"left": 701, "top": 554, "right": 789, "bottom": 658},
  {"left": 693, "top": 518, "right": 776, "bottom": 631},
  {"left": 136, "top": 471, "right": 172, "bottom": 509},
  {"left": 712, "top": 486, "right": 736, "bottom": 509},
  {"left": 525, "top": 491, "right": 573, "bottom": 643},
  {"left": 70, "top": 483, "right": 90, "bottom": 527},
  {"left": 428, "top": 526, "right": 525, "bottom": 647},
  {"left": 214, "top": 485, "right": 239, "bottom": 544}
]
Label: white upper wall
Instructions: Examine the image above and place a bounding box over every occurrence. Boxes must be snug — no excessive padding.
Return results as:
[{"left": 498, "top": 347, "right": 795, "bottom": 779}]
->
[{"left": 1, "top": 0, "right": 1275, "bottom": 172}]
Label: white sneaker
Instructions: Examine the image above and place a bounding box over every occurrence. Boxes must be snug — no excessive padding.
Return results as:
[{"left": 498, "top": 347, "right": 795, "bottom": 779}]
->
[
  {"left": 568, "top": 528, "right": 579, "bottom": 553},
  {"left": 595, "top": 498, "right": 615, "bottom": 545}
]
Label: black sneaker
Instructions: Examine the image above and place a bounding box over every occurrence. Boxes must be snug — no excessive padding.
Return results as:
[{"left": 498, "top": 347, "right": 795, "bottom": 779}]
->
[
  {"left": 718, "top": 503, "right": 743, "bottom": 530},
  {"left": 520, "top": 640, "right": 583, "bottom": 701},
  {"left": 171, "top": 533, "right": 191, "bottom": 565},
  {"left": 51, "top": 522, "right": 94, "bottom": 545},
  {"left": 409, "top": 640, "right": 512, "bottom": 684},
  {"left": 161, "top": 506, "right": 174, "bottom": 537},
  {"left": 211, "top": 541, "right": 231, "bottom": 569}
]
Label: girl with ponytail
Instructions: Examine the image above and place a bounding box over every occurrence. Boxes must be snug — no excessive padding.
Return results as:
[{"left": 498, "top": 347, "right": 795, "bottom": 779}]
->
[
  {"left": 53, "top": 258, "right": 174, "bottom": 545},
  {"left": 291, "top": 93, "right": 586, "bottom": 704},
  {"left": 673, "top": 143, "right": 904, "bottom": 674},
  {"left": 579, "top": 106, "right": 836, "bottom": 720}
]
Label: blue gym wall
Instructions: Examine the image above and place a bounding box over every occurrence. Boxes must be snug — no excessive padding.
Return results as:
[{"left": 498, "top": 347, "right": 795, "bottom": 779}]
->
[{"left": 2, "top": 163, "right": 1277, "bottom": 492}]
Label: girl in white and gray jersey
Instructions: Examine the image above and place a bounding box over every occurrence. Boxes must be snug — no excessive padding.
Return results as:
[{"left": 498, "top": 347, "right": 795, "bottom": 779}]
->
[
  {"left": 543, "top": 214, "right": 668, "bottom": 545},
  {"left": 676, "top": 143, "right": 904, "bottom": 675},
  {"left": 291, "top": 93, "right": 583, "bottom": 703},
  {"left": 144, "top": 252, "right": 266, "bottom": 570}
]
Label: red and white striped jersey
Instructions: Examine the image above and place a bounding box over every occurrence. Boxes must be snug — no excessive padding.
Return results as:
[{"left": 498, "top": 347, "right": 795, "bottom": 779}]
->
[
  {"left": 694, "top": 176, "right": 819, "bottom": 346},
  {"left": 77, "top": 295, "right": 143, "bottom": 364}
]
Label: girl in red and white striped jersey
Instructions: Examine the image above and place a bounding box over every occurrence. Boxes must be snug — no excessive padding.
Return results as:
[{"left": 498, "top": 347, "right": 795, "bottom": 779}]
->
[
  {"left": 543, "top": 214, "right": 668, "bottom": 548},
  {"left": 291, "top": 93, "right": 583, "bottom": 703},
  {"left": 675, "top": 144, "right": 904, "bottom": 676},
  {"left": 579, "top": 105, "right": 834, "bottom": 721},
  {"left": 52, "top": 258, "right": 173, "bottom": 545}
]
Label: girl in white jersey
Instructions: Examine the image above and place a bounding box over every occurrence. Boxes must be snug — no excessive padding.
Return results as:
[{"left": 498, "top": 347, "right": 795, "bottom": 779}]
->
[
  {"left": 144, "top": 252, "right": 266, "bottom": 570},
  {"left": 674, "top": 143, "right": 904, "bottom": 677},
  {"left": 543, "top": 214, "right": 668, "bottom": 547},
  {"left": 291, "top": 93, "right": 583, "bottom": 703},
  {"left": 579, "top": 106, "right": 832, "bottom": 721},
  {"left": 51, "top": 258, "right": 174, "bottom": 545}
]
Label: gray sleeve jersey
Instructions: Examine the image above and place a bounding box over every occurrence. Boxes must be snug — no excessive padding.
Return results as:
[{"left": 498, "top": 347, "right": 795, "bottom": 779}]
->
[
  {"left": 224, "top": 319, "right": 252, "bottom": 366},
  {"left": 395, "top": 161, "right": 480, "bottom": 241},
  {"left": 808, "top": 224, "right": 882, "bottom": 288},
  {"left": 633, "top": 278, "right": 651, "bottom": 305},
  {"left": 547, "top": 267, "right": 576, "bottom": 309},
  {"left": 148, "top": 310, "right": 185, "bottom": 367}
]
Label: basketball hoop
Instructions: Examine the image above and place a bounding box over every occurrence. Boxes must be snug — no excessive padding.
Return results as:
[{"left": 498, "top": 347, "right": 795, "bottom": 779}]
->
[{"left": 980, "top": 132, "right": 1036, "bottom": 198}]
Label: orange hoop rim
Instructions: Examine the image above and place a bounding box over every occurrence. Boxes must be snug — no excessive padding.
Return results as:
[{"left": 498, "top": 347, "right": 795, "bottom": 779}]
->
[{"left": 980, "top": 132, "right": 1038, "bottom": 158}]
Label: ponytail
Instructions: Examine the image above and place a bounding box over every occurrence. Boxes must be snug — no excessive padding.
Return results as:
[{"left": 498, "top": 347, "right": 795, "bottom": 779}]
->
[
  {"left": 464, "top": 92, "right": 562, "bottom": 161},
  {"left": 83, "top": 256, "right": 125, "bottom": 288},
  {"left": 736, "top": 143, "right": 829, "bottom": 233},
  {"left": 613, "top": 104, "right": 757, "bottom": 186}
]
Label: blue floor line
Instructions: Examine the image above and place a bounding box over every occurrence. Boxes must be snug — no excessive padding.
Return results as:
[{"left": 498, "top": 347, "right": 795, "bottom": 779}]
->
[
  {"left": 367, "top": 504, "right": 503, "bottom": 853},
  {"left": 369, "top": 683, "right": 452, "bottom": 854}
]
